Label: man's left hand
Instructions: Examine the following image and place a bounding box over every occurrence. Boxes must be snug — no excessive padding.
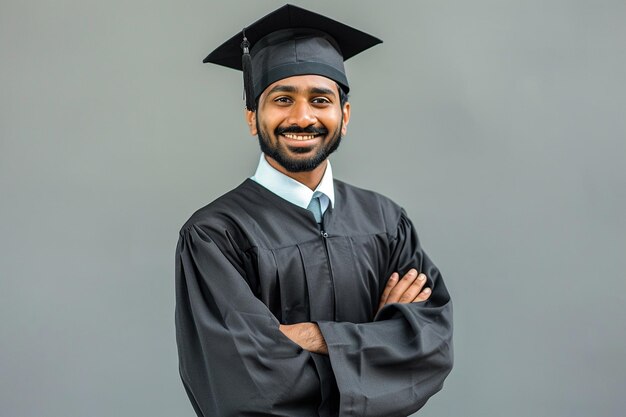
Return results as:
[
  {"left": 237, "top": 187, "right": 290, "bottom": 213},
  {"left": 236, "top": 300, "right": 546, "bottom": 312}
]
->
[{"left": 377, "top": 269, "right": 431, "bottom": 313}]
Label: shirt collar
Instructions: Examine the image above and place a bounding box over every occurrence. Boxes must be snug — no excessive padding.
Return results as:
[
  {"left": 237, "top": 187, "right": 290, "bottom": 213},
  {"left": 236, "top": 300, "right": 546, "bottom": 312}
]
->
[{"left": 250, "top": 153, "right": 335, "bottom": 210}]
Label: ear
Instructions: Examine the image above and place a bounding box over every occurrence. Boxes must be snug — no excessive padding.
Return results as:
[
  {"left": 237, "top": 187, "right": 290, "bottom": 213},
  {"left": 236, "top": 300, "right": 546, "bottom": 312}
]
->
[
  {"left": 245, "top": 109, "right": 257, "bottom": 136},
  {"left": 341, "top": 101, "right": 351, "bottom": 136}
]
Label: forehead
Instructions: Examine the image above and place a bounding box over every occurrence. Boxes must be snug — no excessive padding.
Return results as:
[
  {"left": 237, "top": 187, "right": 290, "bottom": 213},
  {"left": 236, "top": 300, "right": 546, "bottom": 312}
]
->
[{"left": 261, "top": 74, "right": 339, "bottom": 96}]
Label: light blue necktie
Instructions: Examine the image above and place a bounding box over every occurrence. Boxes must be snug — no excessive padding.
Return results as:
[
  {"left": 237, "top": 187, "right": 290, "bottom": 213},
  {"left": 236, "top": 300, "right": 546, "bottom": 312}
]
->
[{"left": 307, "top": 193, "right": 323, "bottom": 224}]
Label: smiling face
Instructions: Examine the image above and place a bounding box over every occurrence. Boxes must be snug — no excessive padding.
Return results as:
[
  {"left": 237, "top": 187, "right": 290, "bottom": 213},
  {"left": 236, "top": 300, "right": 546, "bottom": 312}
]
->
[{"left": 246, "top": 75, "right": 350, "bottom": 173}]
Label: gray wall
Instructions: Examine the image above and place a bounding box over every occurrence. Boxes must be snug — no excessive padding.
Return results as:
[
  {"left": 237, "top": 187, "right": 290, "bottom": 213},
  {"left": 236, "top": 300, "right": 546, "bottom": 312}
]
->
[{"left": 1, "top": 1, "right": 625, "bottom": 416}]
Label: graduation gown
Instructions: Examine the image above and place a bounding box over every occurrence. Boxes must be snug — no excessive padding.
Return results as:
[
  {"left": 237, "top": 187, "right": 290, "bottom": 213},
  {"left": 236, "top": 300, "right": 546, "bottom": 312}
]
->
[{"left": 175, "top": 178, "right": 453, "bottom": 417}]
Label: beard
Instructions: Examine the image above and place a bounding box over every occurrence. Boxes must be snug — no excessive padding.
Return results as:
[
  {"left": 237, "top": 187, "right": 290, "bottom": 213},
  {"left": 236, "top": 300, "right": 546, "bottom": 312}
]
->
[{"left": 256, "top": 117, "right": 343, "bottom": 173}]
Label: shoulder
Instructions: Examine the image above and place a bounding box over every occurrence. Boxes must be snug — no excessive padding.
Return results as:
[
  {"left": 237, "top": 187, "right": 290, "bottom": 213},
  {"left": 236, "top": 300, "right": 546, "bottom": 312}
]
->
[
  {"left": 176, "top": 182, "right": 262, "bottom": 273},
  {"left": 334, "top": 179, "right": 402, "bottom": 211},
  {"left": 333, "top": 179, "right": 406, "bottom": 234},
  {"left": 179, "top": 180, "right": 259, "bottom": 237}
]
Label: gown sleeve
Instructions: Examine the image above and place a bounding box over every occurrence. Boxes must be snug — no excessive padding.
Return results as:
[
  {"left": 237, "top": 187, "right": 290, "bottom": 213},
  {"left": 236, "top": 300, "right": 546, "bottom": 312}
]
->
[
  {"left": 316, "top": 209, "right": 453, "bottom": 417},
  {"left": 175, "top": 224, "right": 327, "bottom": 417}
]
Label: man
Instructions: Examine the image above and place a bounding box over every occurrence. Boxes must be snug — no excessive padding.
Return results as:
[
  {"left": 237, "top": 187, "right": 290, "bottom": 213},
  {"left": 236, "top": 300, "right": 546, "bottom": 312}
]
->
[{"left": 175, "top": 4, "right": 453, "bottom": 417}]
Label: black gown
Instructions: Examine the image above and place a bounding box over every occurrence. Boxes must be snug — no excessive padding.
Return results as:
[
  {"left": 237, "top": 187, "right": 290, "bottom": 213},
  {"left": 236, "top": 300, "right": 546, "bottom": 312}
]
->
[{"left": 175, "top": 178, "right": 453, "bottom": 417}]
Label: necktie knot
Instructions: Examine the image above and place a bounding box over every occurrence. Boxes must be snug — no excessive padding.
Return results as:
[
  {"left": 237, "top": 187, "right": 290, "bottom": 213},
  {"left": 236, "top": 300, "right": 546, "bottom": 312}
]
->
[{"left": 307, "top": 193, "right": 323, "bottom": 224}]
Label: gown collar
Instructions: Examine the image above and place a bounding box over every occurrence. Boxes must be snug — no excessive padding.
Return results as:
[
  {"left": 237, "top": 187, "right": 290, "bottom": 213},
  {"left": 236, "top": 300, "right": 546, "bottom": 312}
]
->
[{"left": 250, "top": 153, "right": 335, "bottom": 212}]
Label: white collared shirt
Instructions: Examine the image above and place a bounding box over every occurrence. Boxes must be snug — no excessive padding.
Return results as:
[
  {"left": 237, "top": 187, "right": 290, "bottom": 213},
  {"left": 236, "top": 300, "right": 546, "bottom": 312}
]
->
[{"left": 250, "top": 153, "right": 335, "bottom": 214}]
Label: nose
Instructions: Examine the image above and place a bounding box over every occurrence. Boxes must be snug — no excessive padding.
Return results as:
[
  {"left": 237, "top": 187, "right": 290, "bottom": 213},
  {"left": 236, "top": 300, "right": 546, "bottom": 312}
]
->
[{"left": 286, "top": 100, "right": 317, "bottom": 127}]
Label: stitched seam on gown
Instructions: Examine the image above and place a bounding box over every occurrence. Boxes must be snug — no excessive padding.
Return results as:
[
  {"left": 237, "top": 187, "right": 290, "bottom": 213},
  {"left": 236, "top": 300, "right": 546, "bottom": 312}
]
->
[{"left": 244, "top": 231, "right": 393, "bottom": 252}]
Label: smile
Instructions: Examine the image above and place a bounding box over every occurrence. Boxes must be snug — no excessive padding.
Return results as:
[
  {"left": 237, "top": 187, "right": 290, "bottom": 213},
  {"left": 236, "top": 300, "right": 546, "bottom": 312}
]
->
[{"left": 281, "top": 134, "right": 320, "bottom": 141}]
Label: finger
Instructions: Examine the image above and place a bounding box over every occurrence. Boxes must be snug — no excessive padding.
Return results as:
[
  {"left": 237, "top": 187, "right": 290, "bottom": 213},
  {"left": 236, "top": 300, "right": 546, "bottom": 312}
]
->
[
  {"left": 378, "top": 272, "right": 399, "bottom": 311},
  {"left": 412, "top": 287, "right": 432, "bottom": 303},
  {"left": 398, "top": 273, "right": 428, "bottom": 303},
  {"left": 386, "top": 269, "right": 418, "bottom": 304}
]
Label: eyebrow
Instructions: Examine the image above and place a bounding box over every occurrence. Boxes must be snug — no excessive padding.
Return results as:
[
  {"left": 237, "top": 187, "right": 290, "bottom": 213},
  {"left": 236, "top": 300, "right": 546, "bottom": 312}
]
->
[{"left": 266, "top": 85, "right": 337, "bottom": 97}]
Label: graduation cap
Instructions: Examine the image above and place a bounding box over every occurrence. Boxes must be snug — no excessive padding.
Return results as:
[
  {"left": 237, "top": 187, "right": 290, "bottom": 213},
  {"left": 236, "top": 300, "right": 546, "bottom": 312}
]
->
[{"left": 204, "top": 4, "right": 382, "bottom": 111}]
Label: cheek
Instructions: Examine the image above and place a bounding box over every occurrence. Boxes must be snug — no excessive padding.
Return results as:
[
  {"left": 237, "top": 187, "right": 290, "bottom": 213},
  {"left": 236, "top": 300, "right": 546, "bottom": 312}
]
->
[
  {"left": 256, "top": 115, "right": 279, "bottom": 137},
  {"left": 259, "top": 114, "right": 288, "bottom": 134},
  {"left": 317, "top": 108, "right": 340, "bottom": 124},
  {"left": 327, "top": 113, "right": 343, "bottom": 132}
]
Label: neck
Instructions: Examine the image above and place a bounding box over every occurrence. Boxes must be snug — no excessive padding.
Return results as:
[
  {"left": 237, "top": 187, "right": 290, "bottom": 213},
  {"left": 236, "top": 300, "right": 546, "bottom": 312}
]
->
[{"left": 265, "top": 156, "right": 327, "bottom": 190}]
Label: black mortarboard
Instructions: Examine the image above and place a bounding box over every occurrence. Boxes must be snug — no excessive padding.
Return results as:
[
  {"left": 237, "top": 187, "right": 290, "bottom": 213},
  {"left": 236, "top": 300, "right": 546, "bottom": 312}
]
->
[{"left": 204, "top": 4, "right": 382, "bottom": 111}]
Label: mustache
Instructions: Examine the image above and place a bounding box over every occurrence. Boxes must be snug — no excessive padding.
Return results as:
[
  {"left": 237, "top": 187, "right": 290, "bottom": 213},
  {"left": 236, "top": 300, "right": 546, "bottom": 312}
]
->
[{"left": 275, "top": 125, "right": 328, "bottom": 136}]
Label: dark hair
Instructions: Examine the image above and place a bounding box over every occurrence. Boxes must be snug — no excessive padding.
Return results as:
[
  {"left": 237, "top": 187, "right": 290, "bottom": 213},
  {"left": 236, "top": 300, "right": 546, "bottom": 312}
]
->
[{"left": 338, "top": 84, "right": 349, "bottom": 107}]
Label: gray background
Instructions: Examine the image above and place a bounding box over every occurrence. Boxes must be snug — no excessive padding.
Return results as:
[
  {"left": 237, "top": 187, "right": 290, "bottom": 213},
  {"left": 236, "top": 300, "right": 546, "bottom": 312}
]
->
[{"left": 1, "top": 0, "right": 625, "bottom": 416}]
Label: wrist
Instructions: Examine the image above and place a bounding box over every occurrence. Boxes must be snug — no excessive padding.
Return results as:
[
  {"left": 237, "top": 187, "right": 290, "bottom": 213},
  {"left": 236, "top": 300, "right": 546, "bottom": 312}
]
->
[
  {"left": 303, "top": 323, "right": 328, "bottom": 355},
  {"left": 280, "top": 322, "right": 328, "bottom": 355}
]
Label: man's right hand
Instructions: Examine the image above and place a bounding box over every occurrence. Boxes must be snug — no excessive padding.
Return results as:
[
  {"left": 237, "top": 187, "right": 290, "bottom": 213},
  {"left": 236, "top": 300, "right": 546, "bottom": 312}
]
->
[{"left": 377, "top": 269, "right": 431, "bottom": 314}]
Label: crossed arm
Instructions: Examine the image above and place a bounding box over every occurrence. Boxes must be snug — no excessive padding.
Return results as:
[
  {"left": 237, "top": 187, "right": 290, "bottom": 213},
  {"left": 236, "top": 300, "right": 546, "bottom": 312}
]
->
[{"left": 279, "top": 268, "right": 431, "bottom": 354}]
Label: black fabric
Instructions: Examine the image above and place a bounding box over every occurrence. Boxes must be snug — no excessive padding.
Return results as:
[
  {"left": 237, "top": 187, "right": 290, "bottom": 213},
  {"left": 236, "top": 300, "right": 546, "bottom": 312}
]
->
[
  {"left": 204, "top": 4, "right": 382, "bottom": 69},
  {"left": 251, "top": 33, "right": 350, "bottom": 99},
  {"left": 203, "top": 4, "right": 382, "bottom": 101},
  {"left": 175, "top": 178, "right": 453, "bottom": 417}
]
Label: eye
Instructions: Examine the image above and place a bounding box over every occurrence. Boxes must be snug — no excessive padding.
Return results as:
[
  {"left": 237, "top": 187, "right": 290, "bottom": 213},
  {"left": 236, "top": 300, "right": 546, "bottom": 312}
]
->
[
  {"left": 311, "top": 97, "right": 331, "bottom": 105},
  {"left": 273, "top": 96, "right": 293, "bottom": 104}
]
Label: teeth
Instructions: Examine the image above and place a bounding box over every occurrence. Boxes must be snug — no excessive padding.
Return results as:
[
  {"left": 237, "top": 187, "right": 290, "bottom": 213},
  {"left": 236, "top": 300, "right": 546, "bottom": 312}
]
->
[{"left": 283, "top": 134, "right": 317, "bottom": 140}]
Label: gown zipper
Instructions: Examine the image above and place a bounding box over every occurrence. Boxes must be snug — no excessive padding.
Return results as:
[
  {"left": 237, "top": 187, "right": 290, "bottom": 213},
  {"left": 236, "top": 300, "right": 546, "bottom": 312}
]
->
[{"left": 319, "top": 221, "right": 335, "bottom": 318}]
